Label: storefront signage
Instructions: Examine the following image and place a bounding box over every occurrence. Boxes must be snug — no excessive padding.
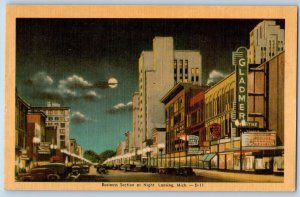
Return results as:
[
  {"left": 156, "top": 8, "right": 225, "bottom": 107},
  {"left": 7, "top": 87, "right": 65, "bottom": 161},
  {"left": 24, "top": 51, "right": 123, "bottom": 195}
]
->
[
  {"left": 246, "top": 121, "right": 259, "bottom": 128},
  {"left": 210, "top": 139, "right": 219, "bottom": 145},
  {"left": 200, "top": 146, "right": 210, "bottom": 151},
  {"left": 210, "top": 123, "right": 221, "bottom": 139},
  {"left": 188, "top": 135, "right": 199, "bottom": 146},
  {"left": 188, "top": 147, "right": 201, "bottom": 155},
  {"left": 242, "top": 132, "right": 277, "bottom": 147},
  {"left": 233, "top": 46, "right": 248, "bottom": 122}
]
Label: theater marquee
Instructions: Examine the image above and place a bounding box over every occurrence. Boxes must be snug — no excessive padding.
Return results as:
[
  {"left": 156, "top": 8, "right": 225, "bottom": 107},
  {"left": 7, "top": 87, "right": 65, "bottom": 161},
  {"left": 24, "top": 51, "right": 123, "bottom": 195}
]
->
[{"left": 242, "top": 132, "right": 277, "bottom": 147}]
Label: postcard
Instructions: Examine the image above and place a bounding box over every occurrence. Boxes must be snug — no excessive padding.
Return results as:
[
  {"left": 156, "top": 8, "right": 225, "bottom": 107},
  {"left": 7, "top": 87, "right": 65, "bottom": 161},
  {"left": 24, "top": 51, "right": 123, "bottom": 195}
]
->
[{"left": 5, "top": 5, "right": 297, "bottom": 191}]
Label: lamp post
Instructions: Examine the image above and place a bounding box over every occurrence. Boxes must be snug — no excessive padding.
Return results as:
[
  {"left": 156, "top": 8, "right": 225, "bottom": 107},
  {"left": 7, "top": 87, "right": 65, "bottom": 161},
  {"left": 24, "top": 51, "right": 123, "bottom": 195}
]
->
[
  {"left": 157, "top": 143, "right": 165, "bottom": 168},
  {"left": 235, "top": 119, "right": 246, "bottom": 172},
  {"left": 32, "top": 137, "right": 40, "bottom": 167},
  {"left": 146, "top": 146, "right": 151, "bottom": 172}
]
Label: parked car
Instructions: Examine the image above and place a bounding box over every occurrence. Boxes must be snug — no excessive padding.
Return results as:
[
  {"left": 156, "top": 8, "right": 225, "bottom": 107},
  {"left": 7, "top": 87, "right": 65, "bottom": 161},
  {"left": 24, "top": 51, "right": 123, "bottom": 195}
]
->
[
  {"left": 71, "top": 165, "right": 82, "bottom": 174},
  {"left": 165, "top": 167, "right": 179, "bottom": 175},
  {"left": 132, "top": 164, "right": 147, "bottom": 172},
  {"left": 96, "top": 166, "right": 107, "bottom": 174},
  {"left": 37, "top": 163, "right": 69, "bottom": 180},
  {"left": 65, "top": 170, "right": 81, "bottom": 182},
  {"left": 120, "top": 164, "right": 136, "bottom": 172},
  {"left": 81, "top": 164, "right": 90, "bottom": 174},
  {"left": 112, "top": 164, "right": 123, "bottom": 170},
  {"left": 18, "top": 168, "right": 59, "bottom": 182},
  {"left": 177, "top": 167, "right": 196, "bottom": 176},
  {"left": 148, "top": 166, "right": 157, "bottom": 173},
  {"left": 158, "top": 167, "right": 167, "bottom": 174}
]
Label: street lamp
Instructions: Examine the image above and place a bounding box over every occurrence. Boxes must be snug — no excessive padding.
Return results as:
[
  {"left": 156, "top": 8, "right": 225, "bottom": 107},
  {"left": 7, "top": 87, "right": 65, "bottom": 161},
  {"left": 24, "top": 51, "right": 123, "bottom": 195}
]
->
[
  {"left": 235, "top": 118, "right": 247, "bottom": 172},
  {"left": 146, "top": 146, "right": 151, "bottom": 172},
  {"left": 32, "top": 137, "right": 40, "bottom": 167},
  {"left": 157, "top": 143, "right": 165, "bottom": 168}
]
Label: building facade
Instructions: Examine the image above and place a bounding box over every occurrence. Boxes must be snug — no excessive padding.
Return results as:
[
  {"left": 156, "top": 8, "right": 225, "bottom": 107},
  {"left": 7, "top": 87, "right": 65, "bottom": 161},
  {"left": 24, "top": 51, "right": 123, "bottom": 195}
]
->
[
  {"left": 138, "top": 37, "right": 203, "bottom": 152},
  {"left": 27, "top": 111, "right": 48, "bottom": 165},
  {"left": 15, "top": 94, "right": 30, "bottom": 172},
  {"left": 202, "top": 52, "right": 284, "bottom": 172},
  {"left": 31, "top": 102, "right": 70, "bottom": 150},
  {"left": 161, "top": 83, "right": 206, "bottom": 168},
  {"left": 132, "top": 92, "right": 140, "bottom": 151},
  {"left": 247, "top": 20, "right": 284, "bottom": 64},
  {"left": 186, "top": 88, "right": 207, "bottom": 150}
]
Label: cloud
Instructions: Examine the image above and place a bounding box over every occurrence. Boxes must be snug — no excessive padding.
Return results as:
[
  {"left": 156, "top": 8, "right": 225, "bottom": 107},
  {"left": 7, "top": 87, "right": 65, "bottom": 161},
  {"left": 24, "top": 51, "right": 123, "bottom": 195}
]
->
[
  {"left": 83, "top": 90, "right": 101, "bottom": 101},
  {"left": 206, "top": 70, "right": 227, "bottom": 85},
  {"left": 27, "top": 71, "right": 54, "bottom": 86},
  {"left": 71, "top": 111, "right": 89, "bottom": 124},
  {"left": 108, "top": 101, "right": 133, "bottom": 113},
  {"left": 30, "top": 73, "right": 102, "bottom": 103},
  {"left": 59, "top": 75, "right": 92, "bottom": 89}
]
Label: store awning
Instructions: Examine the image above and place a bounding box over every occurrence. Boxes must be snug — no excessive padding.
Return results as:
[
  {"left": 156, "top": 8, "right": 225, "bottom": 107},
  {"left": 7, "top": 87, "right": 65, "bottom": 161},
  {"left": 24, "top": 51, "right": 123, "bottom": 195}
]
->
[{"left": 201, "top": 153, "right": 216, "bottom": 162}]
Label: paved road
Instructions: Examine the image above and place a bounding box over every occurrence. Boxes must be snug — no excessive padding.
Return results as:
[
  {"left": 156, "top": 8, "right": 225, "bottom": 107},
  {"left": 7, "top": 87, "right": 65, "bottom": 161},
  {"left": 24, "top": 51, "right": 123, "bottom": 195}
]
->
[{"left": 81, "top": 166, "right": 283, "bottom": 183}]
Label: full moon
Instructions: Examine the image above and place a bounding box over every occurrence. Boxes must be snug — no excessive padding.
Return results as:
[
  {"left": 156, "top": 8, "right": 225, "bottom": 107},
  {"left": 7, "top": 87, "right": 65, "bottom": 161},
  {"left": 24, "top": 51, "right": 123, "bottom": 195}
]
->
[{"left": 108, "top": 78, "right": 118, "bottom": 88}]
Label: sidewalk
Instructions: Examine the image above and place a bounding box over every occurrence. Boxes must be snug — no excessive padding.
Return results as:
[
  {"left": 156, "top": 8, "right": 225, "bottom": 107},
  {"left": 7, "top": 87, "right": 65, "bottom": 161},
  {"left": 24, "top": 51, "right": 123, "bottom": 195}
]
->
[{"left": 193, "top": 169, "right": 283, "bottom": 182}]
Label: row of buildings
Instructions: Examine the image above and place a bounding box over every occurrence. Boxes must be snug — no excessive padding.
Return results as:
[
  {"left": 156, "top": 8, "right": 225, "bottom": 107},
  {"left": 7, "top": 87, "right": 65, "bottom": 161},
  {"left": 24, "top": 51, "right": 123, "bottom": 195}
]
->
[
  {"left": 15, "top": 97, "right": 85, "bottom": 173},
  {"left": 104, "top": 20, "right": 285, "bottom": 174}
]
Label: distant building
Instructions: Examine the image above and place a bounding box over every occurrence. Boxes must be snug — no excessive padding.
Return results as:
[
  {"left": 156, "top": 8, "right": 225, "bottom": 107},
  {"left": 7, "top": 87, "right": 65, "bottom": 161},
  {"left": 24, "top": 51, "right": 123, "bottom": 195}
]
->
[
  {"left": 15, "top": 94, "right": 30, "bottom": 172},
  {"left": 247, "top": 20, "right": 284, "bottom": 64},
  {"left": 138, "top": 37, "right": 203, "bottom": 150},
  {"left": 132, "top": 92, "right": 140, "bottom": 151},
  {"left": 27, "top": 111, "right": 48, "bottom": 163},
  {"left": 186, "top": 87, "right": 207, "bottom": 148},
  {"left": 77, "top": 144, "right": 84, "bottom": 157},
  {"left": 151, "top": 128, "right": 166, "bottom": 167},
  {"left": 31, "top": 102, "right": 70, "bottom": 150},
  {"left": 116, "top": 141, "right": 126, "bottom": 156},
  {"left": 69, "top": 139, "right": 77, "bottom": 154},
  {"left": 161, "top": 83, "right": 206, "bottom": 167},
  {"left": 45, "top": 126, "right": 58, "bottom": 145}
]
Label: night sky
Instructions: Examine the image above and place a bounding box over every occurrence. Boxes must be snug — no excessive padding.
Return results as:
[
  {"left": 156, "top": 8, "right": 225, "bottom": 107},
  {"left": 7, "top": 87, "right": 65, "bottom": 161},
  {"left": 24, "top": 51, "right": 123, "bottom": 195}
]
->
[{"left": 16, "top": 19, "right": 284, "bottom": 153}]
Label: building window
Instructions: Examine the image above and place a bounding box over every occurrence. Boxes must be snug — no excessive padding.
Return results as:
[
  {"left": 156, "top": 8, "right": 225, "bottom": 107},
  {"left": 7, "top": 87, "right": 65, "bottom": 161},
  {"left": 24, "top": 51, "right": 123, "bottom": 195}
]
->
[
  {"left": 61, "top": 123, "right": 65, "bottom": 128},
  {"left": 191, "top": 68, "right": 195, "bottom": 74},
  {"left": 196, "top": 76, "right": 199, "bottom": 82},
  {"left": 54, "top": 117, "right": 59, "bottom": 121},
  {"left": 48, "top": 117, "right": 53, "bottom": 121}
]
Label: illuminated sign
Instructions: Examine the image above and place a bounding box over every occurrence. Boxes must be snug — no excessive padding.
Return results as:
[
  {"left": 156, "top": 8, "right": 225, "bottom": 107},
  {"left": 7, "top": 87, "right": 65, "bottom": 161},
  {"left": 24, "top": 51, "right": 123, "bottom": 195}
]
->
[
  {"left": 232, "top": 47, "right": 248, "bottom": 123},
  {"left": 210, "top": 123, "right": 221, "bottom": 139},
  {"left": 242, "top": 132, "right": 277, "bottom": 147},
  {"left": 188, "top": 135, "right": 199, "bottom": 146},
  {"left": 188, "top": 147, "right": 201, "bottom": 155},
  {"left": 246, "top": 121, "right": 259, "bottom": 128}
]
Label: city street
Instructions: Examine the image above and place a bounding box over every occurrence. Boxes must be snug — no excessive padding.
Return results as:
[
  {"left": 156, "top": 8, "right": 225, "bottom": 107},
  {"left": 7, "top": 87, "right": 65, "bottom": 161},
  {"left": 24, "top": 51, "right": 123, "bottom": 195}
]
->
[{"left": 76, "top": 166, "right": 284, "bottom": 183}]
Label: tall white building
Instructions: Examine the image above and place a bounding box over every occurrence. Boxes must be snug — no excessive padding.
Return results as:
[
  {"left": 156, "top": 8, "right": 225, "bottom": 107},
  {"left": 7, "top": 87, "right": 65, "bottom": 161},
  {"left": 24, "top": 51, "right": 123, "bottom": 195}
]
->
[
  {"left": 132, "top": 92, "right": 140, "bottom": 150},
  {"left": 138, "top": 37, "right": 202, "bottom": 148},
  {"left": 247, "top": 20, "right": 284, "bottom": 64},
  {"left": 31, "top": 102, "right": 70, "bottom": 150}
]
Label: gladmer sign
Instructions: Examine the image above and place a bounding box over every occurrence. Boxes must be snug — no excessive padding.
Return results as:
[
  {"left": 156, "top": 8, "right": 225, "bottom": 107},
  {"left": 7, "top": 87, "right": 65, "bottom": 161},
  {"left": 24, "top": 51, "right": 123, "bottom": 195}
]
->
[{"left": 233, "top": 47, "right": 248, "bottom": 121}]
